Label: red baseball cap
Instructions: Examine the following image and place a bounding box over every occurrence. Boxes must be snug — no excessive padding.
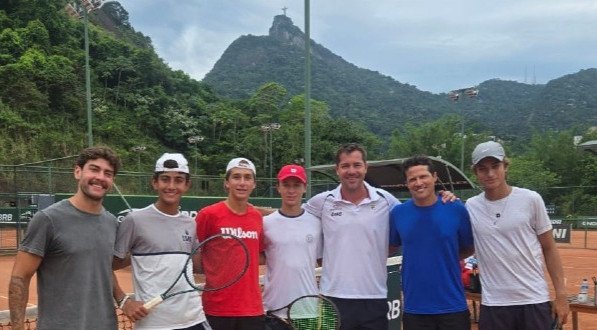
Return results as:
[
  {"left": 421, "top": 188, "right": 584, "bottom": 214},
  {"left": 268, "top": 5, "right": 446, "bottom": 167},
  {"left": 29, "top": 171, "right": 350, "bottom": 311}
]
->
[{"left": 277, "top": 164, "right": 307, "bottom": 183}]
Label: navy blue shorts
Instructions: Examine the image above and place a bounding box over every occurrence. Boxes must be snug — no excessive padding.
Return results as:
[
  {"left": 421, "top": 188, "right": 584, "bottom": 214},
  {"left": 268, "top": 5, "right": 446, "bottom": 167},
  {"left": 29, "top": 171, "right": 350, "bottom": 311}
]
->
[
  {"left": 479, "top": 302, "right": 553, "bottom": 330},
  {"left": 205, "top": 315, "right": 264, "bottom": 330},
  {"left": 402, "top": 310, "right": 470, "bottom": 330},
  {"left": 175, "top": 321, "right": 212, "bottom": 330},
  {"left": 325, "top": 296, "right": 388, "bottom": 330}
]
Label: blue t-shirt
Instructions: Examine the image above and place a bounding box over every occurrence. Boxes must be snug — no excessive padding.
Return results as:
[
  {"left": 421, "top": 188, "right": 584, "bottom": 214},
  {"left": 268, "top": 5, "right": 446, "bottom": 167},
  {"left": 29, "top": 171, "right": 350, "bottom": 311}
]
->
[{"left": 389, "top": 197, "right": 474, "bottom": 314}]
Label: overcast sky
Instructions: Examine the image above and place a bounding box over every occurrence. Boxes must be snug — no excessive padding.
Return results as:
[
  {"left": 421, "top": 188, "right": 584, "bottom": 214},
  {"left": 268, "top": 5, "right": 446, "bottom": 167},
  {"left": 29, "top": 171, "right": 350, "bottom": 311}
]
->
[{"left": 116, "top": 0, "right": 597, "bottom": 94}]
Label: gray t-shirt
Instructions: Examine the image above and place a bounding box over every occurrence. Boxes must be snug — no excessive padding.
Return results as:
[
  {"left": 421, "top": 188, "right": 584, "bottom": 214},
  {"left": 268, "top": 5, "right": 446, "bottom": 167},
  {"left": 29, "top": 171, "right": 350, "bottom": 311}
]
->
[{"left": 20, "top": 199, "right": 118, "bottom": 330}]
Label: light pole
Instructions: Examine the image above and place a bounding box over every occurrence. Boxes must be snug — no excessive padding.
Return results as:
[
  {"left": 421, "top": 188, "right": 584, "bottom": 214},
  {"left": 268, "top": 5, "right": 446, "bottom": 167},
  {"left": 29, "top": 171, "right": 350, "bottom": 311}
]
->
[
  {"left": 187, "top": 135, "right": 204, "bottom": 174},
  {"left": 268, "top": 123, "right": 281, "bottom": 183},
  {"left": 304, "top": 0, "right": 312, "bottom": 197},
  {"left": 70, "top": 1, "right": 106, "bottom": 146},
  {"left": 131, "top": 145, "right": 146, "bottom": 192},
  {"left": 83, "top": 4, "right": 93, "bottom": 146},
  {"left": 260, "top": 123, "right": 281, "bottom": 197},
  {"left": 448, "top": 87, "right": 478, "bottom": 171},
  {"left": 260, "top": 125, "right": 270, "bottom": 174}
]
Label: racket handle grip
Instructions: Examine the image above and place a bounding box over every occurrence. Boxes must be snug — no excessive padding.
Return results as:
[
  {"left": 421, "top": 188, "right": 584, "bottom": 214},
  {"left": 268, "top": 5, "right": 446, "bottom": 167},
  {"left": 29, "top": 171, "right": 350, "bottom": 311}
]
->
[{"left": 143, "top": 296, "right": 163, "bottom": 310}]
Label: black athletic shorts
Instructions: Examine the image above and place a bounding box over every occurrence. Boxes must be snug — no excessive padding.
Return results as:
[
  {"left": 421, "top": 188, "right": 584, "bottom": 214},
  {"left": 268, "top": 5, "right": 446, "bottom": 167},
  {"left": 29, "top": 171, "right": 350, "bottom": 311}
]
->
[
  {"left": 479, "top": 302, "right": 553, "bottom": 330},
  {"left": 206, "top": 314, "right": 264, "bottom": 330},
  {"left": 176, "top": 321, "right": 213, "bottom": 330},
  {"left": 325, "top": 296, "right": 389, "bottom": 330},
  {"left": 402, "top": 310, "right": 470, "bottom": 330}
]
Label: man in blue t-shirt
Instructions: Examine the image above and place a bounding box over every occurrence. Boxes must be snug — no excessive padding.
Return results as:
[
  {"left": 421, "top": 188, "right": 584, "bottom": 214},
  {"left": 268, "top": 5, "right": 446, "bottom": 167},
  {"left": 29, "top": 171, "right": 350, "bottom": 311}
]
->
[{"left": 389, "top": 155, "right": 474, "bottom": 330}]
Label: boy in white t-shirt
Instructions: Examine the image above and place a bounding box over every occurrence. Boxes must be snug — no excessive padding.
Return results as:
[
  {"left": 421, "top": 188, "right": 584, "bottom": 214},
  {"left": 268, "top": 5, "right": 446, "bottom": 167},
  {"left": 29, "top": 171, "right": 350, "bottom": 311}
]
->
[
  {"left": 466, "top": 141, "right": 569, "bottom": 329},
  {"left": 113, "top": 153, "right": 211, "bottom": 330},
  {"left": 262, "top": 165, "right": 323, "bottom": 329}
]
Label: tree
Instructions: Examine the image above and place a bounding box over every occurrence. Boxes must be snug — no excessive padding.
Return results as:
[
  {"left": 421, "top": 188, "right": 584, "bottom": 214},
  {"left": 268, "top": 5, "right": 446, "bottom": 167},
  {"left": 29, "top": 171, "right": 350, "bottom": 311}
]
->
[
  {"left": 248, "top": 82, "right": 287, "bottom": 120},
  {"left": 388, "top": 114, "right": 493, "bottom": 171},
  {"left": 506, "top": 156, "right": 560, "bottom": 196},
  {"left": 0, "top": 28, "right": 24, "bottom": 62},
  {"left": 527, "top": 130, "right": 585, "bottom": 186},
  {"left": 22, "top": 19, "right": 50, "bottom": 52}
]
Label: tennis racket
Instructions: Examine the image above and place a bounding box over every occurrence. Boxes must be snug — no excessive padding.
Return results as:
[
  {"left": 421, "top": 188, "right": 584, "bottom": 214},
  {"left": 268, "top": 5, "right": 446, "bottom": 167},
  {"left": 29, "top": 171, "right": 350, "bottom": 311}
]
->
[
  {"left": 266, "top": 295, "right": 341, "bottom": 330},
  {"left": 143, "top": 233, "right": 249, "bottom": 309}
]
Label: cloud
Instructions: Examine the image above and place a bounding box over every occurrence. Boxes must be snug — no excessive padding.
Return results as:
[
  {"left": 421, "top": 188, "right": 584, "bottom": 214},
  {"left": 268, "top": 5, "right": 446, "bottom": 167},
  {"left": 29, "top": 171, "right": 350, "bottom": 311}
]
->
[{"left": 116, "top": 0, "right": 597, "bottom": 93}]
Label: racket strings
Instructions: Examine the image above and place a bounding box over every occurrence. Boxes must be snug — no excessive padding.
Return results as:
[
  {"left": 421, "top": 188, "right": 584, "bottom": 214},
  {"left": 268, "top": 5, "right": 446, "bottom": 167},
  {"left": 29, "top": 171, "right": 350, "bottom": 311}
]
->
[
  {"left": 288, "top": 296, "right": 339, "bottom": 330},
  {"left": 201, "top": 235, "right": 249, "bottom": 291}
]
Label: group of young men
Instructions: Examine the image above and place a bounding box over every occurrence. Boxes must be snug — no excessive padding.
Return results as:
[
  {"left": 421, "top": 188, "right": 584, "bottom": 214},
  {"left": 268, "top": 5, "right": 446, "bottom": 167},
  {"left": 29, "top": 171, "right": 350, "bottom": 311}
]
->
[{"left": 8, "top": 140, "right": 568, "bottom": 330}]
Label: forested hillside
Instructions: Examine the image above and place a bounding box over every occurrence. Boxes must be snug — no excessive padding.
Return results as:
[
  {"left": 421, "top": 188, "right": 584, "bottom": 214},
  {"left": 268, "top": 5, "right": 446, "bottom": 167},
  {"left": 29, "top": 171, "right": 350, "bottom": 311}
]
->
[
  {"left": 0, "top": 1, "right": 216, "bottom": 165},
  {"left": 0, "top": 1, "right": 380, "bottom": 175}
]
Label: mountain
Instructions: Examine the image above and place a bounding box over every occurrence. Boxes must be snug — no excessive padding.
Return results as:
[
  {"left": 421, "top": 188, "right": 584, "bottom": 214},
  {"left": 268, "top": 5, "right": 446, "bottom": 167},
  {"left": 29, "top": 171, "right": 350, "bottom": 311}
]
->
[
  {"left": 530, "top": 69, "right": 597, "bottom": 130},
  {"left": 204, "top": 15, "right": 451, "bottom": 137},
  {"left": 204, "top": 15, "right": 597, "bottom": 139}
]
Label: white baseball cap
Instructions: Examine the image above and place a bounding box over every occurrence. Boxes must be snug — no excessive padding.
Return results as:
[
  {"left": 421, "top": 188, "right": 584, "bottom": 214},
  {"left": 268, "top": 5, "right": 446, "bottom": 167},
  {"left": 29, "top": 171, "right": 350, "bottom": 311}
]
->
[
  {"left": 472, "top": 141, "right": 505, "bottom": 165},
  {"left": 155, "top": 153, "right": 189, "bottom": 173},
  {"left": 226, "top": 157, "right": 256, "bottom": 175}
]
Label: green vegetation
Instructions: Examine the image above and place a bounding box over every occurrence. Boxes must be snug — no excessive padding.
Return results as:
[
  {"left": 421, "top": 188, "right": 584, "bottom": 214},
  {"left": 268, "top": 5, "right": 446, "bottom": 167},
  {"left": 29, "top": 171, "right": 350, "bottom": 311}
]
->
[
  {"left": 0, "top": 3, "right": 595, "bottom": 216},
  {"left": 0, "top": 1, "right": 379, "bottom": 173}
]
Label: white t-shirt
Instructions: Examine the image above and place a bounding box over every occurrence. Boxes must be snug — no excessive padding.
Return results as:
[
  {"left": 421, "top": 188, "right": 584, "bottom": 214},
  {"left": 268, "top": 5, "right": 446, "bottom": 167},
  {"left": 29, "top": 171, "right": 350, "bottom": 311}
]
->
[
  {"left": 304, "top": 182, "right": 400, "bottom": 299},
  {"left": 466, "top": 187, "right": 552, "bottom": 306},
  {"left": 262, "top": 209, "right": 323, "bottom": 318},
  {"left": 114, "top": 204, "right": 206, "bottom": 330}
]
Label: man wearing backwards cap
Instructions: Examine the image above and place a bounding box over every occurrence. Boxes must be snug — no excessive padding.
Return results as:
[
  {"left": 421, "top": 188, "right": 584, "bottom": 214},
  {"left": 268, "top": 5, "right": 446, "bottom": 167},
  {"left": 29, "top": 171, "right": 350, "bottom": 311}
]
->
[
  {"left": 261, "top": 165, "right": 323, "bottom": 329},
  {"left": 195, "top": 157, "right": 265, "bottom": 330},
  {"left": 466, "top": 141, "right": 569, "bottom": 329},
  {"left": 113, "top": 153, "right": 211, "bottom": 330},
  {"left": 10, "top": 146, "right": 121, "bottom": 330}
]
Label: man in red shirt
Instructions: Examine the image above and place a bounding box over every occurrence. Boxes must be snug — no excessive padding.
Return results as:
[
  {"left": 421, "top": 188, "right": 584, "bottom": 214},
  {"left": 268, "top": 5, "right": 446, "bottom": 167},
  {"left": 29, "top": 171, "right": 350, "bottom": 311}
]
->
[{"left": 195, "top": 157, "right": 265, "bottom": 330}]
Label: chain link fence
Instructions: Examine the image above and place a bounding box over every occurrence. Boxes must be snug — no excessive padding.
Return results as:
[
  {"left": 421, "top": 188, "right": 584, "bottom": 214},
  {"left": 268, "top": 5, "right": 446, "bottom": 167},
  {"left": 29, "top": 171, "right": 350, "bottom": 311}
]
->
[{"left": 0, "top": 162, "right": 338, "bottom": 254}]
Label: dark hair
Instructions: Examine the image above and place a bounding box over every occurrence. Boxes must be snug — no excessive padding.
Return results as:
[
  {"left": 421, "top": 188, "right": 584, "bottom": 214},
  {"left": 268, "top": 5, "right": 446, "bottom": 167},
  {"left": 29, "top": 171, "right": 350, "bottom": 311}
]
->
[
  {"left": 471, "top": 157, "right": 511, "bottom": 170},
  {"left": 335, "top": 143, "right": 367, "bottom": 165},
  {"left": 153, "top": 172, "right": 191, "bottom": 181},
  {"left": 402, "top": 155, "right": 435, "bottom": 178},
  {"left": 153, "top": 159, "right": 191, "bottom": 181},
  {"left": 225, "top": 170, "right": 256, "bottom": 181},
  {"left": 75, "top": 146, "right": 121, "bottom": 175}
]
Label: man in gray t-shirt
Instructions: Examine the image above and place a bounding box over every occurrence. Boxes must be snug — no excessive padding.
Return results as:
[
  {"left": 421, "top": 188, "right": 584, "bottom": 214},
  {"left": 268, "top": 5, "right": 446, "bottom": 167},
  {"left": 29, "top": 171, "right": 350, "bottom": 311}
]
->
[{"left": 9, "top": 146, "right": 121, "bottom": 330}]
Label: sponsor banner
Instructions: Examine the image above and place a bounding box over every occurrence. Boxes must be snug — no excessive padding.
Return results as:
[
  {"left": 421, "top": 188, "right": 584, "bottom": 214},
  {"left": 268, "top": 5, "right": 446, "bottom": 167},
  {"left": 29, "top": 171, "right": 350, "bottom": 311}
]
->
[
  {"left": 0, "top": 208, "right": 37, "bottom": 224},
  {"left": 552, "top": 224, "right": 571, "bottom": 243},
  {"left": 386, "top": 261, "right": 401, "bottom": 329},
  {"left": 579, "top": 221, "right": 597, "bottom": 229}
]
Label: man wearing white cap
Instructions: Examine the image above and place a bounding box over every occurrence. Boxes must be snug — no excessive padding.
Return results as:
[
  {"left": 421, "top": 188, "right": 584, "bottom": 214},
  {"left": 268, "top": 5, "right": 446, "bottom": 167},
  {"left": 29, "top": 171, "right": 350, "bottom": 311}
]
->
[
  {"left": 113, "top": 153, "right": 211, "bottom": 330},
  {"left": 466, "top": 141, "right": 569, "bottom": 329},
  {"left": 262, "top": 165, "right": 323, "bottom": 329},
  {"left": 195, "top": 157, "right": 265, "bottom": 330}
]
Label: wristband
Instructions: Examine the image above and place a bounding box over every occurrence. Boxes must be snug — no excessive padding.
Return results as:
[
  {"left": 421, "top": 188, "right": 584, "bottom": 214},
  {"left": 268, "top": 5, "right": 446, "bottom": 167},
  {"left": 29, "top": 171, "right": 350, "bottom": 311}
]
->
[{"left": 118, "top": 294, "right": 131, "bottom": 309}]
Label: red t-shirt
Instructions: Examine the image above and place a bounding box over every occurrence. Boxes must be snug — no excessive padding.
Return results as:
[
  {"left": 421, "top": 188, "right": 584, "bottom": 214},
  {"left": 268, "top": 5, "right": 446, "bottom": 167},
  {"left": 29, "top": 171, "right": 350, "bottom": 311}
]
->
[{"left": 195, "top": 201, "right": 264, "bottom": 316}]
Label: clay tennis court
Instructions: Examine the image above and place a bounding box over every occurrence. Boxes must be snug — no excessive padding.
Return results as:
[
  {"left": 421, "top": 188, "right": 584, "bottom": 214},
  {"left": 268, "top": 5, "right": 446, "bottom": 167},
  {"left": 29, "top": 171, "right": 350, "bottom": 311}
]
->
[{"left": 1, "top": 230, "right": 597, "bottom": 329}]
